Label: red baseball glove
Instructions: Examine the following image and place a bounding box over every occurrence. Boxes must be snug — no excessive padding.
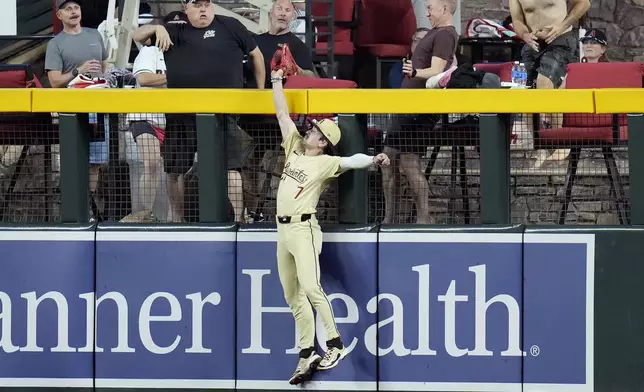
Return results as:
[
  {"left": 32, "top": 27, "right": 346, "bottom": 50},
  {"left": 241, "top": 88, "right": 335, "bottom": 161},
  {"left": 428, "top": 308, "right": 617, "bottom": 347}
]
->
[{"left": 270, "top": 43, "right": 299, "bottom": 77}]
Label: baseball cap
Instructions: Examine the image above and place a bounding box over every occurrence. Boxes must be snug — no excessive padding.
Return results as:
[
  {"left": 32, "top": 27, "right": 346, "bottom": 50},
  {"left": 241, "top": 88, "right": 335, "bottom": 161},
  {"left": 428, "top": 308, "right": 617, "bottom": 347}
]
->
[
  {"left": 56, "top": 0, "right": 81, "bottom": 9},
  {"left": 580, "top": 29, "right": 607, "bottom": 45},
  {"left": 185, "top": 0, "right": 213, "bottom": 3},
  {"left": 163, "top": 11, "right": 189, "bottom": 24},
  {"left": 313, "top": 119, "right": 341, "bottom": 147}
]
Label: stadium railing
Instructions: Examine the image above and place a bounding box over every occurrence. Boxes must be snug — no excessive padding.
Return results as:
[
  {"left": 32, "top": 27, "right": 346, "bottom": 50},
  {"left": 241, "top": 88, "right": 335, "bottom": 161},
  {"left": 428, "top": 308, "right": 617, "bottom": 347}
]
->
[{"left": 0, "top": 87, "right": 641, "bottom": 226}]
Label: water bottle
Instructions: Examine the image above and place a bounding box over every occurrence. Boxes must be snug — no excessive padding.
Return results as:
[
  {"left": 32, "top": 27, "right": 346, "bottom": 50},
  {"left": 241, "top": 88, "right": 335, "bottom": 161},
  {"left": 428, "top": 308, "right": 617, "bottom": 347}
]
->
[
  {"left": 511, "top": 61, "right": 520, "bottom": 85},
  {"left": 519, "top": 63, "right": 528, "bottom": 88}
]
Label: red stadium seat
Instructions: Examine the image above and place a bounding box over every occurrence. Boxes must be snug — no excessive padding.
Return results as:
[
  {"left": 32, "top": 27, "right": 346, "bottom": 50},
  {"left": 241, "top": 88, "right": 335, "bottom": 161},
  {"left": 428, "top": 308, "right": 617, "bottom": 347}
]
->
[
  {"left": 534, "top": 61, "right": 644, "bottom": 224},
  {"left": 473, "top": 62, "right": 513, "bottom": 83},
  {"left": 285, "top": 76, "right": 357, "bottom": 122},
  {"left": 312, "top": 0, "right": 357, "bottom": 57},
  {"left": 355, "top": 0, "right": 416, "bottom": 87}
]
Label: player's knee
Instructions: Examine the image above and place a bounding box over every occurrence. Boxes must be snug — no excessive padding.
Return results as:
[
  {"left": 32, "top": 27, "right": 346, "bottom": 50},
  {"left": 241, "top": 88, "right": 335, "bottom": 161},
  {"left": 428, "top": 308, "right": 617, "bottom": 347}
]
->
[
  {"left": 300, "top": 282, "right": 323, "bottom": 302},
  {"left": 283, "top": 290, "right": 299, "bottom": 308}
]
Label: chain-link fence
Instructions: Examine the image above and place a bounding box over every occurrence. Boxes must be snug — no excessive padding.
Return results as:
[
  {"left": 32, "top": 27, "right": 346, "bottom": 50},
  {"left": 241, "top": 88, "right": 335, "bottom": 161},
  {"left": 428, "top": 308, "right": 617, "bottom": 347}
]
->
[
  {"left": 0, "top": 108, "right": 632, "bottom": 226},
  {"left": 0, "top": 113, "right": 60, "bottom": 223},
  {"left": 95, "top": 112, "right": 338, "bottom": 224},
  {"left": 510, "top": 112, "right": 630, "bottom": 225},
  {"left": 237, "top": 114, "right": 339, "bottom": 224},
  {"left": 367, "top": 113, "right": 482, "bottom": 225}
]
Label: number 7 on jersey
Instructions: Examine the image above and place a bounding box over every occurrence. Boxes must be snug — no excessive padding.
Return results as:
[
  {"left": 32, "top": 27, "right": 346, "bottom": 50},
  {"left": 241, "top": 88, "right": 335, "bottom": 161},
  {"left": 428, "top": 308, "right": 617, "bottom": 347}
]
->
[{"left": 294, "top": 185, "right": 304, "bottom": 199}]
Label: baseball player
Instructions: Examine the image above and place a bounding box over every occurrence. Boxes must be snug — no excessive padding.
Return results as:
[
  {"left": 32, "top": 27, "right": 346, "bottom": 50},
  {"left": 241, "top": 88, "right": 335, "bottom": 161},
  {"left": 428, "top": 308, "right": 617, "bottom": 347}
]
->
[{"left": 270, "top": 68, "right": 390, "bottom": 385}]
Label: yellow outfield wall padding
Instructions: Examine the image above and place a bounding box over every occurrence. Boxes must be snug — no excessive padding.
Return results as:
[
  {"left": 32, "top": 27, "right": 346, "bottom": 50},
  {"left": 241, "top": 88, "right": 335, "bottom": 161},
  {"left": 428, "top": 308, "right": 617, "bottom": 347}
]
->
[
  {"left": 594, "top": 89, "right": 644, "bottom": 114},
  {"left": 307, "top": 89, "right": 597, "bottom": 114},
  {"left": 30, "top": 89, "right": 309, "bottom": 114},
  {"left": 0, "top": 89, "right": 32, "bottom": 112}
]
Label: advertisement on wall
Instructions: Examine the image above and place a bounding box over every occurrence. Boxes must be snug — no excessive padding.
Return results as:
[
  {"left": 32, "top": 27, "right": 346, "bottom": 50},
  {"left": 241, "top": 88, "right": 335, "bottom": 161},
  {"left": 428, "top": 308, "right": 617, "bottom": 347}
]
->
[
  {"left": 378, "top": 232, "right": 594, "bottom": 392},
  {"left": 0, "top": 229, "right": 594, "bottom": 391},
  {"left": 0, "top": 231, "right": 95, "bottom": 387},
  {"left": 94, "top": 230, "right": 237, "bottom": 389},
  {"left": 236, "top": 231, "right": 379, "bottom": 390}
]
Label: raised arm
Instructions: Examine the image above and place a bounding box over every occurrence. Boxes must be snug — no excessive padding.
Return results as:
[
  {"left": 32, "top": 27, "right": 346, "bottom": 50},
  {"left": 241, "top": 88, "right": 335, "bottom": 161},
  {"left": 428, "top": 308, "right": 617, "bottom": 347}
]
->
[{"left": 271, "top": 69, "right": 297, "bottom": 141}]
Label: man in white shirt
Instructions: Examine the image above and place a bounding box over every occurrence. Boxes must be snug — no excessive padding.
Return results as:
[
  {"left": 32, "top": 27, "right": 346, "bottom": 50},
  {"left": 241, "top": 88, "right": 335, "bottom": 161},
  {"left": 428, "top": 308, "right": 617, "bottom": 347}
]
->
[{"left": 122, "top": 12, "right": 188, "bottom": 222}]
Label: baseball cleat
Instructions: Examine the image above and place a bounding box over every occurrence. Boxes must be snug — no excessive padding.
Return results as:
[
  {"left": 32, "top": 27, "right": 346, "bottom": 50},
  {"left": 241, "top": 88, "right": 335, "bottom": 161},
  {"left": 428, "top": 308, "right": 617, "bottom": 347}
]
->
[
  {"left": 317, "top": 346, "right": 346, "bottom": 371},
  {"left": 288, "top": 352, "right": 322, "bottom": 385}
]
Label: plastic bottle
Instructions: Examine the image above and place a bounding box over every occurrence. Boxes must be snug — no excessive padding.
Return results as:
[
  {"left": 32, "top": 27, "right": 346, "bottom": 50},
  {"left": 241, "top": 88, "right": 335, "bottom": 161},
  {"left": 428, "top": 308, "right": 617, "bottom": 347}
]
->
[
  {"left": 511, "top": 61, "right": 520, "bottom": 85},
  {"left": 518, "top": 62, "right": 527, "bottom": 87}
]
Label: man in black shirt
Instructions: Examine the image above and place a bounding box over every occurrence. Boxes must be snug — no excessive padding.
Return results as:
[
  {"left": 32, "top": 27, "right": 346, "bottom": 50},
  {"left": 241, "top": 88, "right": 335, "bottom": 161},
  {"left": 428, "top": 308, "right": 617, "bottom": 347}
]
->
[
  {"left": 246, "top": 0, "right": 315, "bottom": 88},
  {"left": 132, "top": 1, "right": 264, "bottom": 223}
]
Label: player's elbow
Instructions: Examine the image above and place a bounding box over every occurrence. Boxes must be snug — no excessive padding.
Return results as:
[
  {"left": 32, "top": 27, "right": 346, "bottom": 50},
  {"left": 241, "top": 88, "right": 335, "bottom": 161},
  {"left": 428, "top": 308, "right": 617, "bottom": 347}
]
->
[{"left": 48, "top": 73, "right": 65, "bottom": 88}]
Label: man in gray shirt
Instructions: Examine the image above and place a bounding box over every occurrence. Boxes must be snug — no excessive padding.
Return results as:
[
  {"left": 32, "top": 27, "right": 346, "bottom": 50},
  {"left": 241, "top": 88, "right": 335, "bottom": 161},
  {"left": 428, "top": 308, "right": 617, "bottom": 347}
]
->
[
  {"left": 46, "top": 0, "right": 110, "bottom": 222},
  {"left": 46, "top": 0, "right": 108, "bottom": 87}
]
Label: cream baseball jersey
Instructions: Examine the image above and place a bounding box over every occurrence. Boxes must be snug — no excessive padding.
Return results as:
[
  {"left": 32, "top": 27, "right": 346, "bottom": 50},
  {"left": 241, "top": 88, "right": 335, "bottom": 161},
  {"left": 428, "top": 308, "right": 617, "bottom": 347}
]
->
[{"left": 276, "top": 127, "right": 345, "bottom": 216}]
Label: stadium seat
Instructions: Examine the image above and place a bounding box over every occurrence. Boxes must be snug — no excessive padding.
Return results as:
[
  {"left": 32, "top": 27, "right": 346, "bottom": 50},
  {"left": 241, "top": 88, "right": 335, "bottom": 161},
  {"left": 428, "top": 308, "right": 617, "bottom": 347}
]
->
[
  {"left": 355, "top": 0, "right": 416, "bottom": 87},
  {"left": 535, "top": 61, "right": 644, "bottom": 224},
  {"left": 285, "top": 75, "right": 357, "bottom": 123},
  {"left": 473, "top": 62, "right": 513, "bottom": 83},
  {"left": 312, "top": 0, "right": 357, "bottom": 57},
  {"left": 311, "top": 0, "right": 358, "bottom": 79}
]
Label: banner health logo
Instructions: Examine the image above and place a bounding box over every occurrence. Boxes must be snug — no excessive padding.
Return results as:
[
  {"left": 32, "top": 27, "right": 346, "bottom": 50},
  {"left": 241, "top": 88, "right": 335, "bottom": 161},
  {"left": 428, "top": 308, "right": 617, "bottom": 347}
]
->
[{"left": 0, "top": 230, "right": 594, "bottom": 392}]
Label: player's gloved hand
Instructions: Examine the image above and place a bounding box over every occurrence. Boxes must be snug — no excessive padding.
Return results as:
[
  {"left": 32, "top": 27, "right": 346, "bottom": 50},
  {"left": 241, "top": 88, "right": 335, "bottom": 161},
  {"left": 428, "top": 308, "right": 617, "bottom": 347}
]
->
[
  {"left": 270, "top": 44, "right": 299, "bottom": 77},
  {"left": 373, "top": 153, "right": 391, "bottom": 167}
]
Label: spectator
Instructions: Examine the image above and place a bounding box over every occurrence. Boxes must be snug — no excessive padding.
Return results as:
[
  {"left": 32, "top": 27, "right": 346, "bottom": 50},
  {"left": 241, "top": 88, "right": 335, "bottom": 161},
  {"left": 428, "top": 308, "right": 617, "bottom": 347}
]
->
[
  {"left": 511, "top": 0, "right": 589, "bottom": 165},
  {"left": 131, "top": 0, "right": 265, "bottom": 223},
  {"left": 510, "top": 0, "right": 589, "bottom": 128},
  {"left": 380, "top": 0, "right": 458, "bottom": 224},
  {"left": 248, "top": 0, "right": 315, "bottom": 88},
  {"left": 388, "top": 27, "right": 429, "bottom": 88},
  {"left": 46, "top": 0, "right": 108, "bottom": 85},
  {"left": 45, "top": 0, "right": 109, "bottom": 221},
  {"left": 580, "top": 28, "right": 608, "bottom": 63},
  {"left": 121, "top": 12, "right": 188, "bottom": 223}
]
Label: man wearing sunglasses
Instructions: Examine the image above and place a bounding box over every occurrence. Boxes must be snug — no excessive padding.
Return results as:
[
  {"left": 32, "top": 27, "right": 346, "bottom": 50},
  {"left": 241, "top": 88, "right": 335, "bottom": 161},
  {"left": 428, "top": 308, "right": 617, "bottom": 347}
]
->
[{"left": 270, "top": 68, "right": 389, "bottom": 384}]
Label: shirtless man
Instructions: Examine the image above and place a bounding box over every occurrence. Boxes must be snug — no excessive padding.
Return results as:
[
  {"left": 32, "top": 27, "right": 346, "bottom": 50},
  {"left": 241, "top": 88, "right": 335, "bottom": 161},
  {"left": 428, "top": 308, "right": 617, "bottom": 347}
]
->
[
  {"left": 510, "top": 0, "right": 589, "bottom": 163},
  {"left": 510, "top": 0, "right": 589, "bottom": 92}
]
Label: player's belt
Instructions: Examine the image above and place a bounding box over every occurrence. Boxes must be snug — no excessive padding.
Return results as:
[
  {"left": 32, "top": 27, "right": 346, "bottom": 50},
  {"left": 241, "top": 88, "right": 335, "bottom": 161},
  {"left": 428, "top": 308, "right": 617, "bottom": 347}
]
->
[{"left": 277, "top": 214, "right": 313, "bottom": 224}]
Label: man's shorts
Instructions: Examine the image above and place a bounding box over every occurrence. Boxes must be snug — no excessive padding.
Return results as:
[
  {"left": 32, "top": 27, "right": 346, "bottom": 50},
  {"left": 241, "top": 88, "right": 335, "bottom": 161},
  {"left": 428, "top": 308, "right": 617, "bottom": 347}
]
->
[
  {"left": 162, "top": 114, "right": 252, "bottom": 175},
  {"left": 129, "top": 121, "right": 165, "bottom": 144},
  {"left": 382, "top": 114, "right": 440, "bottom": 155},
  {"left": 521, "top": 30, "right": 578, "bottom": 89}
]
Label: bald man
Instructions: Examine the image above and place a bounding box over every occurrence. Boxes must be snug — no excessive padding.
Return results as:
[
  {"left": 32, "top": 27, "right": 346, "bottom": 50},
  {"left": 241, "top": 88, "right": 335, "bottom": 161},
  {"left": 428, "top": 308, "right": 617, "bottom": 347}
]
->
[{"left": 381, "top": 0, "right": 458, "bottom": 224}]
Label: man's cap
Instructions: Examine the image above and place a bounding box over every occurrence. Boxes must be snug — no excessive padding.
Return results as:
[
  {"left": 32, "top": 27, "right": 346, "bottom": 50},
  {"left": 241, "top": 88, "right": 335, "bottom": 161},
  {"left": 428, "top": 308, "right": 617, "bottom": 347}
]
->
[
  {"left": 56, "top": 0, "right": 81, "bottom": 9},
  {"left": 185, "top": 0, "right": 213, "bottom": 3},
  {"left": 580, "top": 29, "right": 607, "bottom": 45},
  {"left": 313, "top": 119, "right": 341, "bottom": 146},
  {"left": 163, "top": 11, "right": 189, "bottom": 24}
]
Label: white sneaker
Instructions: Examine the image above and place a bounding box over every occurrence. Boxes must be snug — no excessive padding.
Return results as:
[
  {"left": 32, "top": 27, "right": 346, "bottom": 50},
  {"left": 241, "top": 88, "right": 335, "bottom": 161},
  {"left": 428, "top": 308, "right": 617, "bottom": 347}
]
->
[
  {"left": 288, "top": 352, "right": 322, "bottom": 385},
  {"left": 317, "top": 346, "right": 346, "bottom": 371}
]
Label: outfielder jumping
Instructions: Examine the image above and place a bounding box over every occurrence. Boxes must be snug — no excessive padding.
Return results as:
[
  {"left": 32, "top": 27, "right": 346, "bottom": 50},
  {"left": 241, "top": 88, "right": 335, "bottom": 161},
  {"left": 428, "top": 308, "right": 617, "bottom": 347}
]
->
[{"left": 270, "top": 67, "right": 390, "bottom": 385}]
